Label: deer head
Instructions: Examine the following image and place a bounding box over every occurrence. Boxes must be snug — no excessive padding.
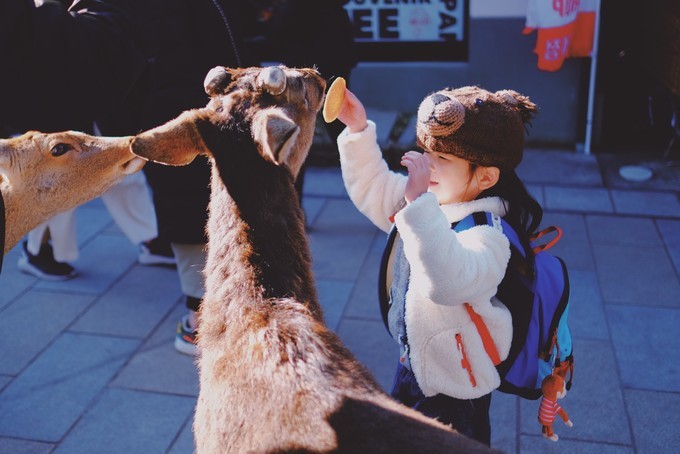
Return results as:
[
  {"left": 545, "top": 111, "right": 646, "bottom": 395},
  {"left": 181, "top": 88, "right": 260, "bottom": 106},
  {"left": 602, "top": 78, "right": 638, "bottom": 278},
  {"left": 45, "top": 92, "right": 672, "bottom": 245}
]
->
[{"left": 131, "top": 65, "right": 326, "bottom": 179}]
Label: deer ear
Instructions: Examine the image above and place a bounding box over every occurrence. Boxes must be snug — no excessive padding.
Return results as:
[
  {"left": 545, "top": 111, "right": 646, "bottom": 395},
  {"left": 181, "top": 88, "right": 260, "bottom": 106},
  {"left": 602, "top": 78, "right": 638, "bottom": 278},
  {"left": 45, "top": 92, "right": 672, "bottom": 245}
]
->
[
  {"left": 131, "top": 110, "right": 209, "bottom": 165},
  {"left": 252, "top": 111, "right": 300, "bottom": 166}
]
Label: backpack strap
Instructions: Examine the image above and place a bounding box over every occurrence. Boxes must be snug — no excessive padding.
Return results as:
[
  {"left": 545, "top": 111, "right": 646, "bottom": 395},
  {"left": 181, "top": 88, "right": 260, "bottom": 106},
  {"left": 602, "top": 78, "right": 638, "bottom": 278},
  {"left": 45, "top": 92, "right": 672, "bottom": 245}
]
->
[{"left": 530, "top": 225, "right": 563, "bottom": 254}]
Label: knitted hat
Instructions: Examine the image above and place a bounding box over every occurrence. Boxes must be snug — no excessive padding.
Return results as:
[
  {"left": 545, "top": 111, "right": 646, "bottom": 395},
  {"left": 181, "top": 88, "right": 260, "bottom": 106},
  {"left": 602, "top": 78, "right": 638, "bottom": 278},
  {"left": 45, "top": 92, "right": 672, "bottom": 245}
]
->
[{"left": 416, "top": 86, "right": 538, "bottom": 170}]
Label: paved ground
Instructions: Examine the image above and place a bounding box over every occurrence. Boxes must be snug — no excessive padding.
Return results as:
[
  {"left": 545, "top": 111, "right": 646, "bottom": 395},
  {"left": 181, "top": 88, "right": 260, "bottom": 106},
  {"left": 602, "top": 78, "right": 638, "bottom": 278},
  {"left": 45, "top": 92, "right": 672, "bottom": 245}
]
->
[{"left": 1, "top": 122, "right": 679, "bottom": 453}]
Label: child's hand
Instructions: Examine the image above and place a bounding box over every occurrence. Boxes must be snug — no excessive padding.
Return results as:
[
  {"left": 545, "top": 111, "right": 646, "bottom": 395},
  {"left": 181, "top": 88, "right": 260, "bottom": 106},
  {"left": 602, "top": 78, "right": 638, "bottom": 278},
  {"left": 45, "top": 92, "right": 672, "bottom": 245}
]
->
[
  {"left": 401, "top": 151, "right": 430, "bottom": 203},
  {"left": 337, "top": 88, "right": 368, "bottom": 133}
]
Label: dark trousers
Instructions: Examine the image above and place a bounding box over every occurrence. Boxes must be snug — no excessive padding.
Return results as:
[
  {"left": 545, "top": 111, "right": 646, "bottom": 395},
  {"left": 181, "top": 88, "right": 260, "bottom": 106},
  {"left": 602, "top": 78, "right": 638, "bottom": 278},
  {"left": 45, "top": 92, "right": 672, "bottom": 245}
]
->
[{"left": 390, "top": 362, "right": 492, "bottom": 446}]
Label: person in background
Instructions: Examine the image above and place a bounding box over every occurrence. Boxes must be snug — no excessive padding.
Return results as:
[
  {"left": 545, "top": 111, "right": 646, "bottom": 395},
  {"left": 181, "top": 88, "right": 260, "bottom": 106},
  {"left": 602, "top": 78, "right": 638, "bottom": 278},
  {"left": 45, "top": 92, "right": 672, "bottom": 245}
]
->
[{"left": 0, "top": 0, "right": 257, "bottom": 355}]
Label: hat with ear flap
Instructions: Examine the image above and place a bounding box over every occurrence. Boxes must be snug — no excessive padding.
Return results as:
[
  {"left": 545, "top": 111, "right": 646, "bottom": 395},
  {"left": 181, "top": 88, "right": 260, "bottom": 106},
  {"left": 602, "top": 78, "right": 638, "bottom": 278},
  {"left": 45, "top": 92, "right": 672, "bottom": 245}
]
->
[{"left": 416, "top": 86, "right": 538, "bottom": 171}]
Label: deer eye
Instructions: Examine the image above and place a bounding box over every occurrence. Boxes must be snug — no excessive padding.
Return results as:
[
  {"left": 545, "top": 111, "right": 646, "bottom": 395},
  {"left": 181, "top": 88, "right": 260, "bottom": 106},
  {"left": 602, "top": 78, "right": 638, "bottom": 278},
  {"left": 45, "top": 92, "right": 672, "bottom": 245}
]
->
[{"left": 51, "top": 143, "right": 72, "bottom": 157}]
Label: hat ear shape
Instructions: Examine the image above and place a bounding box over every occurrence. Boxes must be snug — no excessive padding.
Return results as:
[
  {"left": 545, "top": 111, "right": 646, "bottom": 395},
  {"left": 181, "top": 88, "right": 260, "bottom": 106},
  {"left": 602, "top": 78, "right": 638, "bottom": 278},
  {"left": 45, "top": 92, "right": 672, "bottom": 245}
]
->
[
  {"left": 495, "top": 89, "right": 539, "bottom": 124},
  {"left": 417, "top": 92, "right": 466, "bottom": 137}
]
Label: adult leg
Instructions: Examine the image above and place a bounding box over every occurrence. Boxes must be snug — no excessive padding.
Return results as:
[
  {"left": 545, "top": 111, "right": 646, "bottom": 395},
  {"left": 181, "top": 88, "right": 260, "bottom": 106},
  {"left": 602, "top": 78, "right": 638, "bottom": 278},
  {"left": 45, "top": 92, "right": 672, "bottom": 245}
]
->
[
  {"left": 100, "top": 172, "right": 158, "bottom": 245},
  {"left": 171, "top": 242, "right": 206, "bottom": 355}
]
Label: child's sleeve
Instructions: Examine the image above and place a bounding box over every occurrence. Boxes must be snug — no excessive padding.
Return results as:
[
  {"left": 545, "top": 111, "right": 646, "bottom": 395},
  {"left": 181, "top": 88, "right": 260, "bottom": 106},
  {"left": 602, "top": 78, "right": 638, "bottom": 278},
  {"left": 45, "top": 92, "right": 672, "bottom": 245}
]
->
[
  {"left": 337, "top": 121, "right": 407, "bottom": 233},
  {"left": 394, "top": 193, "right": 511, "bottom": 304}
]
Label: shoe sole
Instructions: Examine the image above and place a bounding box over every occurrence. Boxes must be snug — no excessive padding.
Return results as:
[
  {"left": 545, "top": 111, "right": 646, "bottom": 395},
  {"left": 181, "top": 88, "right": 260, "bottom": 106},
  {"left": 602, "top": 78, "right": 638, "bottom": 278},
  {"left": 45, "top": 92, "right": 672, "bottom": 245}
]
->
[
  {"left": 174, "top": 336, "right": 198, "bottom": 356},
  {"left": 17, "top": 257, "right": 77, "bottom": 281}
]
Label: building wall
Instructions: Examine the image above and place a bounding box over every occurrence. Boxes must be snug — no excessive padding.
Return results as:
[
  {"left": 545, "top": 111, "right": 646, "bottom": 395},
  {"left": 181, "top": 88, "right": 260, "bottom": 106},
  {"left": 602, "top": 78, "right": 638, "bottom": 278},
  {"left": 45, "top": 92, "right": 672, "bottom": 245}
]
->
[{"left": 349, "top": 4, "right": 590, "bottom": 147}]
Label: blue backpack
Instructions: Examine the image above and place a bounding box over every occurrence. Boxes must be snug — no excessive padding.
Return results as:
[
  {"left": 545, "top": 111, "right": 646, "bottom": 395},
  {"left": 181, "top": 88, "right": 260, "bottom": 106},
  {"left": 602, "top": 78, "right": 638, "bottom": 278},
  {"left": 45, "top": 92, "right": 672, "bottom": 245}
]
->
[{"left": 379, "top": 212, "right": 574, "bottom": 400}]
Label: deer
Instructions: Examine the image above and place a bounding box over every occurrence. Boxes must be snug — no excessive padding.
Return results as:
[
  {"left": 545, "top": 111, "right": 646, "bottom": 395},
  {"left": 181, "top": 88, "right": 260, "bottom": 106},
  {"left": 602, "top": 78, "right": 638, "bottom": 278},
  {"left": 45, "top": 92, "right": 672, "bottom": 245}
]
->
[
  {"left": 130, "top": 65, "right": 498, "bottom": 453},
  {"left": 0, "top": 131, "right": 145, "bottom": 255}
]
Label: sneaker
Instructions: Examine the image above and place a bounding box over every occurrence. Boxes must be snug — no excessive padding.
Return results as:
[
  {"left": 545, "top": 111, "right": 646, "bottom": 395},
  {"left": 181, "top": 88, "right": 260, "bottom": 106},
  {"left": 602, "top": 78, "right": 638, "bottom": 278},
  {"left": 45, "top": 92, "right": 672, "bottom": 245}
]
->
[
  {"left": 174, "top": 315, "right": 198, "bottom": 356},
  {"left": 17, "top": 241, "right": 77, "bottom": 281},
  {"left": 138, "top": 237, "right": 176, "bottom": 266}
]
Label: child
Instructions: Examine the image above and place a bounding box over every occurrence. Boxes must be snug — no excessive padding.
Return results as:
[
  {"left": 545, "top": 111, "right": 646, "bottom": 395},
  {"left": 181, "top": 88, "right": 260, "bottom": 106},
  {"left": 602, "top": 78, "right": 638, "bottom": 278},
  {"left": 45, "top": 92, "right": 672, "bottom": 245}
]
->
[{"left": 334, "top": 85, "right": 541, "bottom": 445}]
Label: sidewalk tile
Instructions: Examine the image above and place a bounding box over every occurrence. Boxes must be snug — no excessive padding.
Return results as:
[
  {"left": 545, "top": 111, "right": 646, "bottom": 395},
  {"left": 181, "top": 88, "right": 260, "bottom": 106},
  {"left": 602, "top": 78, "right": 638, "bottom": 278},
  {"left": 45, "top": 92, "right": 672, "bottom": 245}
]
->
[
  {"left": 519, "top": 339, "right": 631, "bottom": 445},
  {"left": 310, "top": 230, "right": 376, "bottom": 281},
  {"left": 544, "top": 186, "right": 613, "bottom": 213},
  {"left": 168, "top": 419, "right": 195, "bottom": 454},
  {"left": 568, "top": 270, "right": 608, "bottom": 340},
  {"left": 110, "top": 304, "right": 198, "bottom": 397},
  {"left": 625, "top": 389, "right": 680, "bottom": 452},
  {"left": 489, "top": 392, "right": 518, "bottom": 453},
  {"left": 0, "top": 291, "right": 93, "bottom": 375},
  {"left": 0, "top": 333, "right": 139, "bottom": 441},
  {"left": 70, "top": 265, "right": 181, "bottom": 338},
  {"left": 610, "top": 189, "right": 680, "bottom": 218},
  {"left": 657, "top": 219, "right": 680, "bottom": 273},
  {"left": 336, "top": 318, "right": 398, "bottom": 393},
  {"left": 608, "top": 305, "right": 680, "bottom": 392},
  {"left": 526, "top": 184, "right": 544, "bottom": 206},
  {"left": 0, "top": 244, "right": 42, "bottom": 309},
  {"left": 302, "top": 195, "right": 327, "bottom": 225},
  {"left": 301, "top": 167, "right": 347, "bottom": 198},
  {"left": 0, "top": 376, "right": 10, "bottom": 392},
  {"left": 316, "top": 279, "right": 354, "bottom": 331},
  {"left": 518, "top": 150, "right": 602, "bottom": 187},
  {"left": 309, "top": 199, "right": 379, "bottom": 281},
  {"left": 74, "top": 201, "right": 117, "bottom": 245},
  {"left": 312, "top": 198, "right": 376, "bottom": 231},
  {"left": 55, "top": 388, "right": 194, "bottom": 454},
  {"left": 520, "top": 436, "right": 633, "bottom": 453},
  {"left": 344, "top": 231, "right": 386, "bottom": 321},
  {"left": 0, "top": 438, "right": 54, "bottom": 454},
  {"left": 593, "top": 244, "right": 680, "bottom": 307},
  {"left": 586, "top": 215, "right": 662, "bottom": 246}
]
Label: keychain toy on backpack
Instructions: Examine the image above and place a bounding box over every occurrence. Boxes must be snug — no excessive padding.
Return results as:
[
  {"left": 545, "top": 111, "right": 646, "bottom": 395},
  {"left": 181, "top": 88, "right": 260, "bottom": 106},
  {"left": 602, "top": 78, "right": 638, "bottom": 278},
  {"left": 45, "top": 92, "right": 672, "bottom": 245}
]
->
[{"left": 538, "top": 371, "right": 573, "bottom": 441}]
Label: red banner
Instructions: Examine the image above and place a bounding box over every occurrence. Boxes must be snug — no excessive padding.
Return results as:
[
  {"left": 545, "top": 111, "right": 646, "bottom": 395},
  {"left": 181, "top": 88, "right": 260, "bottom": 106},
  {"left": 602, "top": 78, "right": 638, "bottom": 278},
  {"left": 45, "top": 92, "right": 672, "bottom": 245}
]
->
[{"left": 523, "top": 0, "right": 597, "bottom": 71}]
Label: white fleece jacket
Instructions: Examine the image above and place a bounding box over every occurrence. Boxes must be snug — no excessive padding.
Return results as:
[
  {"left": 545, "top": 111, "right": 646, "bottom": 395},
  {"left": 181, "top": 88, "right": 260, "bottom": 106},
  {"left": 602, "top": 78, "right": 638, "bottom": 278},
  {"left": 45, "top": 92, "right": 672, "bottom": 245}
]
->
[{"left": 338, "top": 121, "right": 513, "bottom": 399}]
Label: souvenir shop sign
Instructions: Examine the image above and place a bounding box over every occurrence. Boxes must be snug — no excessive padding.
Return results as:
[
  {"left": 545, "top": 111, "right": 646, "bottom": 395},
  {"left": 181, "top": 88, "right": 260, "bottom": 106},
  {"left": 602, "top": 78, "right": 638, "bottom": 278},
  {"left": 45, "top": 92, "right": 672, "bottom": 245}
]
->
[{"left": 345, "top": 0, "right": 469, "bottom": 62}]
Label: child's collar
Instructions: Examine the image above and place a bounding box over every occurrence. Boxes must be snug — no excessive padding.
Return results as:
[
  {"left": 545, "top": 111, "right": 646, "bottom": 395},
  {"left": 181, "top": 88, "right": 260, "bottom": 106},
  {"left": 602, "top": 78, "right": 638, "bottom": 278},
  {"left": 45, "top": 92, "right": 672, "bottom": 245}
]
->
[{"left": 438, "top": 196, "right": 507, "bottom": 223}]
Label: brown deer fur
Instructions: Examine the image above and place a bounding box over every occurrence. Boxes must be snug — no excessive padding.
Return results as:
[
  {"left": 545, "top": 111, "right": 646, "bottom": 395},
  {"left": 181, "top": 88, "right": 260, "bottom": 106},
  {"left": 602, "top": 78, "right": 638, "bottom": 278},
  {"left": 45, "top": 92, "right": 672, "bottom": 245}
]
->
[
  {"left": 0, "top": 131, "right": 145, "bottom": 254},
  {"left": 131, "top": 66, "right": 498, "bottom": 454}
]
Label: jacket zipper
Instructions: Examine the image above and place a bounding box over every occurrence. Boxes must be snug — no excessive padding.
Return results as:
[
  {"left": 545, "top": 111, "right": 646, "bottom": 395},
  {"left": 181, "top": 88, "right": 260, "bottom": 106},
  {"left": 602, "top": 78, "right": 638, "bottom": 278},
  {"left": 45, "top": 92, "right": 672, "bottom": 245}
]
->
[
  {"left": 455, "top": 333, "right": 476, "bottom": 387},
  {"left": 210, "top": 0, "right": 242, "bottom": 67}
]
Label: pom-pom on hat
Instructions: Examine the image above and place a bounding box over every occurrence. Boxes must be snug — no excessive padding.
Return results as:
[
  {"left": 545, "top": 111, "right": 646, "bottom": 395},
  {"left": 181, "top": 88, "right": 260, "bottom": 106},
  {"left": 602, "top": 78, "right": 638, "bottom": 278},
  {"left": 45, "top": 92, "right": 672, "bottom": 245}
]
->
[{"left": 416, "top": 86, "right": 538, "bottom": 170}]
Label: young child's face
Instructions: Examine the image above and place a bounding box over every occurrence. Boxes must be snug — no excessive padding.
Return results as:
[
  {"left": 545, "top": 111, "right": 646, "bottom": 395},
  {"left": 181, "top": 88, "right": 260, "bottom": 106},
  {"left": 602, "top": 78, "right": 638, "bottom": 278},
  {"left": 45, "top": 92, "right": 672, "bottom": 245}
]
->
[{"left": 424, "top": 150, "right": 482, "bottom": 205}]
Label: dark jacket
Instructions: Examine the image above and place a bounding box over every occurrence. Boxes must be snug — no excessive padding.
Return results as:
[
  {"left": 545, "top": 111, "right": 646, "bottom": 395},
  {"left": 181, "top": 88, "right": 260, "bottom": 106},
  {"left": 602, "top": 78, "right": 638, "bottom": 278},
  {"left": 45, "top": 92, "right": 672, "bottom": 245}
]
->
[
  {"left": 250, "top": 0, "right": 357, "bottom": 82},
  {"left": 0, "top": 0, "right": 257, "bottom": 243}
]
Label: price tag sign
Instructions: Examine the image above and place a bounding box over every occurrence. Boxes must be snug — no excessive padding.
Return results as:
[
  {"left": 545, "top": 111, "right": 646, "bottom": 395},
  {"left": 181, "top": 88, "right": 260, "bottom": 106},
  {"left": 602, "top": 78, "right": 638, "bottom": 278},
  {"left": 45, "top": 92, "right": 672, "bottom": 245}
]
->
[{"left": 345, "top": 0, "right": 469, "bottom": 61}]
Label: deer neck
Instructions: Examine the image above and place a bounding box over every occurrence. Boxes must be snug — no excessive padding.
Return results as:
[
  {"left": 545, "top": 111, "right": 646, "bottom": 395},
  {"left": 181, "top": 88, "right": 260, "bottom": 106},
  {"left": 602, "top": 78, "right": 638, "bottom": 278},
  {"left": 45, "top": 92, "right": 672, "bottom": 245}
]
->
[{"left": 202, "top": 129, "right": 321, "bottom": 319}]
